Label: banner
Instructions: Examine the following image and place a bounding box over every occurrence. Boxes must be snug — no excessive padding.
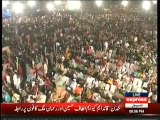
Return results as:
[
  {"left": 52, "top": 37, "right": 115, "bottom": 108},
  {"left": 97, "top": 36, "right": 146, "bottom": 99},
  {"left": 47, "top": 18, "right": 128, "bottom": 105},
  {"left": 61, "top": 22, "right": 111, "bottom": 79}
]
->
[{"left": 1, "top": 103, "right": 160, "bottom": 116}]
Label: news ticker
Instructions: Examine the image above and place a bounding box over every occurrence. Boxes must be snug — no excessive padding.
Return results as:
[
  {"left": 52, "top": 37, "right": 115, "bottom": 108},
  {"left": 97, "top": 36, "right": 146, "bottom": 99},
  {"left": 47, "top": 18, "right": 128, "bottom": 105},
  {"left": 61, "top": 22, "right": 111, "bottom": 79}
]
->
[
  {"left": 1, "top": 103, "right": 160, "bottom": 115},
  {"left": 125, "top": 92, "right": 148, "bottom": 109}
]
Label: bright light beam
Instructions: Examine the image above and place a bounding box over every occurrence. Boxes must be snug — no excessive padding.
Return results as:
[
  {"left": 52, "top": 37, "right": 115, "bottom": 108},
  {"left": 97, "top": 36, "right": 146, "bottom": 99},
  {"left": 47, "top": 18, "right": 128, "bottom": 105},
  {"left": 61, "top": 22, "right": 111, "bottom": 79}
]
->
[
  {"left": 122, "top": 1, "right": 129, "bottom": 7},
  {"left": 12, "top": 2, "right": 24, "bottom": 14},
  {"left": 46, "top": 2, "right": 54, "bottom": 11},
  {"left": 152, "top": 1, "right": 157, "bottom": 4},
  {"left": 67, "top": 1, "right": 81, "bottom": 10},
  {"left": 54, "top": 1, "right": 62, "bottom": 5},
  {"left": 28, "top": 1, "right": 36, "bottom": 7},
  {"left": 95, "top": 0, "right": 102, "bottom": 7},
  {"left": 142, "top": 1, "right": 151, "bottom": 11},
  {"left": 2, "top": 1, "right": 9, "bottom": 8}
]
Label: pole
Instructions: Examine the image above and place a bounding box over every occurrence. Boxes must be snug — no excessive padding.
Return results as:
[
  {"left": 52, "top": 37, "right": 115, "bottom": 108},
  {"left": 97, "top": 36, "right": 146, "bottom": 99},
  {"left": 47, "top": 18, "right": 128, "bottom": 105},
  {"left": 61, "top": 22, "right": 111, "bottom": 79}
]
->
[
  {"left": 16, "top": 57, "right": 18, "bottom": 70},
  {"left": 45, "top": 46, "right": 47, "bottom": 56}
]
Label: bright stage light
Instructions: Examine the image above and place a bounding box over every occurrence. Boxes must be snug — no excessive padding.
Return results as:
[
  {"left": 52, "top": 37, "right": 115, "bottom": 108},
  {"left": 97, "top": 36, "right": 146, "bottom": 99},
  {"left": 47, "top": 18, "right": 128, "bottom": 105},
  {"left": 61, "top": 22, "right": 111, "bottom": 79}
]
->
[
  {"left": 46, "top": 2, "right": 54, "bottom": 11},
  {"left": 2, "top": 1, "right": 9, "bottom": 8},
  {"left": 142, "top": 1, "right": 151, "bottom": 11},
  {"left": 122, "top": 1, "right": 128, "bottom": 7},
  {"left": 54, "top": 1, "right": 62, "bottom": 5},
  {"left": 152, "top": 1, "right": 157, "bottom": 4},
  {"left": 95, "top": 0, "right": 102, "bottom": 7},
  {"left": 67, "top": 1, "right": 81, "bottom": 10},
  {"left": 12, "top": 2, "right": 24, "bottom": 14},
  {"left": 28, "top": 1, "right": 36, "bottom": 7}
]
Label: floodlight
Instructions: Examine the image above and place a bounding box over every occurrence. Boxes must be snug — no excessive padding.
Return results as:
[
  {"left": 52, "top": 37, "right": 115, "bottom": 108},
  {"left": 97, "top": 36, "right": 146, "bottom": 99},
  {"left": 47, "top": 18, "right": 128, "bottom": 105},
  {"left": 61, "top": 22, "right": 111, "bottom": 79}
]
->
[
  {"left": 67, "top": 1, "right": 81, "bottom": 10},
  {"left": 142, "top": 1, "right": 151, "bottom": 11},
  {"left": 122, "top": 1, "right": 129, "bottom": 7},
  {"left": 2, "top": 1, "right": 9, "bottom": 8},
  {"left": 54, "top": 1, "right": 62, "bottom": 5},
  {"left": 152, "top": 1, "right": 157, "bottom": 4},
  {"left": 6, "top": 9, "right": 10, "bottom": 12},
  {"left": 12, "top": 2, "right": 24, "bottom": 14},
  {"left": 28, "top": 1, "right": 36, "bottom": 7},
  {"left": 46, "top": 2, "right": 54, "bottom": 11},
  {"left": 95, "top": 0, "right": 102, "bottom": 7}
]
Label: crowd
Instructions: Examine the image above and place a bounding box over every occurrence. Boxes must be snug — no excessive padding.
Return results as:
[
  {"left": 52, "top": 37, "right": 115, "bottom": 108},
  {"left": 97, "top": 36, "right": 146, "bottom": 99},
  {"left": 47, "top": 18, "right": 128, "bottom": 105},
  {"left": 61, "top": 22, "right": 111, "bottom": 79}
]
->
[{"left": 2, "top": 6, "right": 157, "bottom": 103}]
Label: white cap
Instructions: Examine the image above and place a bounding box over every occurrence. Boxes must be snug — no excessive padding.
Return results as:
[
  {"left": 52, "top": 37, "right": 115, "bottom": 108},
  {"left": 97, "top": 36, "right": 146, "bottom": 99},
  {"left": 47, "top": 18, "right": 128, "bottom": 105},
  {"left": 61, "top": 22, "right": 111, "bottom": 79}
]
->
[
  {"left": 56, "top": 42, "right": 60, "bottom": 46},
  {"left": 62, "top": 56, "right": 65, "bottom": 61},
  {"left": 134, "top": 37, "right": 137, "bottom": 42},
  {"left": 90, "top": 46, "right": 93, "bottom": 50},
  {"left": 109, "top": 50, "right": 112, "bottom": 53}
]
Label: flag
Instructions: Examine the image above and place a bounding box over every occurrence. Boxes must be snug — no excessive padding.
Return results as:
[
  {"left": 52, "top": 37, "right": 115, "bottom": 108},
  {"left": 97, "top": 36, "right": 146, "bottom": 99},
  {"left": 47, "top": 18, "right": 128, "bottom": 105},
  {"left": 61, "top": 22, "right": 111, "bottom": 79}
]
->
[
  {"left": 2, "top": 46, "right": 10, "bottom": 53},
  {"left": 65, "top": 47, "right": 71, "bottom": 60},
  {"left": 36, "top": 63, "right": 43, "bottom": 70},
  {"left": 35, "top": 63, "right": 44, "bottom": 76}
]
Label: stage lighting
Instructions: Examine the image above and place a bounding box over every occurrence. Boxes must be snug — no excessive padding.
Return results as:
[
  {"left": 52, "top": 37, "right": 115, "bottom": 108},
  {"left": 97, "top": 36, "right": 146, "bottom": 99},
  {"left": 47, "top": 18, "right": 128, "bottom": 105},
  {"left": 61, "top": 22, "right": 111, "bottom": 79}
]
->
[
  {"left": 95, "top": 0, "right": 102, "bottom": 7},
  {"left": 12, "top": 2, "right": 24, "bottom": 14},
  {"left": 142, "top": 1, "right": 151, "bottom": 11},
  {"left": 54, "top": 1, "right": 62, "bottom": 5},
  {"left": 2, "top": 1, "right": 9, "bottom": 8},
  {"left": 28, "top": 1, "right": 36, "bottom": 7},
  {"left": 122, "top": 1, "right": 129, "bottom": 7},
  {"left": 67, "top": 1, "right": 81, "bottom": 10},
  {"left": 152, "top": 1, "right": 157, "bottom": 4},
  {"left": 46, "top": 2, "right": 54, "bottom": 11}
]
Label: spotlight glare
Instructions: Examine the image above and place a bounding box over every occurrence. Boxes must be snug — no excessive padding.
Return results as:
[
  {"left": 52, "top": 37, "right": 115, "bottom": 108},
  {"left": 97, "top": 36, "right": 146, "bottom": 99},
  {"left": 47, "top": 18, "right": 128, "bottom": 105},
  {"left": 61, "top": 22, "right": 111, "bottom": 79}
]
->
[
  {"left": 142, "top": 1, "right": 151, "bottom": 11},
  {"left": 46, "top": 2, "right": 54, "bottom": 11},
  {"left": 2, "top": 1, "right": 9, "bottom": 8},
  {"left": 28, "top": 1, "right": 36, "bottom": 7},
  {"left": 122, "top": 1, "right": 129, "bottom": 7},
  {"left": 54, "top": 1, "right": 62, "bottom": 5},
  {"left": 12, "top": 2, "right": 24, "bottom": 14},
  {"left": 152, "top": 1, "right": 157, "bottom": 4},
  {"left": 67, "top": 1, "right": 81, "bottom": 10},
  {"left": 95, "top": 0, "right": 102, "bottom": 7}
]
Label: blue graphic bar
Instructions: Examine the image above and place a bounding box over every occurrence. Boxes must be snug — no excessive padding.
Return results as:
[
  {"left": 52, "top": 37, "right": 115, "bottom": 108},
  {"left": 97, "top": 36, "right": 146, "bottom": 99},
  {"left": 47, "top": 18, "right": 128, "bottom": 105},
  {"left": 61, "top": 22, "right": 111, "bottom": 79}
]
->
[{"left": 125, "top": 92, "right": 148, "bottom": 97}]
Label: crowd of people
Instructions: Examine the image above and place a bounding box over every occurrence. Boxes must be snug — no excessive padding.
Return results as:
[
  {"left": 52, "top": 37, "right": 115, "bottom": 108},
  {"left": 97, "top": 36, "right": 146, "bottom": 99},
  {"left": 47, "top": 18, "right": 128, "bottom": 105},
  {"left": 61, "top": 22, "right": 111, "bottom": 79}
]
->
[{"left": 2, "top": 5, "right": 157, "bottom": 103}]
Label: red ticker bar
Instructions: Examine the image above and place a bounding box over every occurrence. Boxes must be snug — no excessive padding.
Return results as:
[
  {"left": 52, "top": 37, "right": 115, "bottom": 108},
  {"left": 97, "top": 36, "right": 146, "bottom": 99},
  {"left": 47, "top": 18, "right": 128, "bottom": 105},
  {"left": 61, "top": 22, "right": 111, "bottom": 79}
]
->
[{"left": 1, "top": 103, "right": 160, "bottom": 116}]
